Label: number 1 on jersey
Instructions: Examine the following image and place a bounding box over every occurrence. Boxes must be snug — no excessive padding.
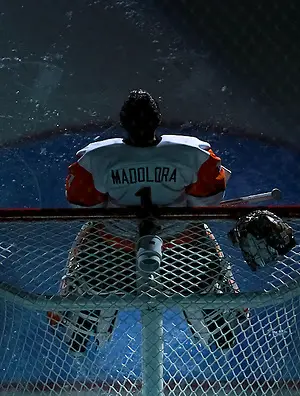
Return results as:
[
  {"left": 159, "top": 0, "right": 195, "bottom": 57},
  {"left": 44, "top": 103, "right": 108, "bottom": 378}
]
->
[{"left": 135, "top": 187, "right": 153, "bottom": 209}]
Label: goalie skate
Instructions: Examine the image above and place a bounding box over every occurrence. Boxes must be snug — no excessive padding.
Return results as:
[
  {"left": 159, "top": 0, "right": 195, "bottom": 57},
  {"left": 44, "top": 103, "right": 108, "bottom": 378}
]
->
[{"left": 47, "top": 309, "right": 118, "bottom": 355}]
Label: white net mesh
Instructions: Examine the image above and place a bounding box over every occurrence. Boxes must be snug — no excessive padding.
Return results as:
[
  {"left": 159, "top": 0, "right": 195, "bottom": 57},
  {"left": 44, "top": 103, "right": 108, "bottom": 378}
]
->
[{"left": 0, "top": 209, "right": 300, "bottom": 396}]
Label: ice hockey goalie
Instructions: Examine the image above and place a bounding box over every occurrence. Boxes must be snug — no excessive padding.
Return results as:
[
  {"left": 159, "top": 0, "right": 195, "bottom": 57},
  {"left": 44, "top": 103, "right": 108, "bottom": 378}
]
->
[{"left": 48, "top": 218, "right": 250, "bottom": 355}]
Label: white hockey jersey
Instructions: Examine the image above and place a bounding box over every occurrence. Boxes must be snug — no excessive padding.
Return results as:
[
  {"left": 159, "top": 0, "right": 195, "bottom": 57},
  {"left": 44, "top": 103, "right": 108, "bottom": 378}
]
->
[{"left": 65, "top": 135, "right": 230, "bottom": 207}]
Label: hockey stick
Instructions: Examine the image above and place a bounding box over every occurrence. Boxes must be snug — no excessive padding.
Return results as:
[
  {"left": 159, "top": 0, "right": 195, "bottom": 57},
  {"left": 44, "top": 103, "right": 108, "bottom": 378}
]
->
[{"left": 220, "top": 188, "right": 282, "bottom": 206}]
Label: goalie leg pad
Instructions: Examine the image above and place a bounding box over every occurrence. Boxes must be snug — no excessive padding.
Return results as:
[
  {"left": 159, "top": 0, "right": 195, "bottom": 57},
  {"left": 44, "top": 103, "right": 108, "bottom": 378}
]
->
[
  {"left": 48, "top": 223, "right": 121, "bottom": 354},
  {"left": 62, "top": 222, "right": 136, "bottom": 296},
  {"left": 182, "top": 224, "right": 249, "bottom": 350}
]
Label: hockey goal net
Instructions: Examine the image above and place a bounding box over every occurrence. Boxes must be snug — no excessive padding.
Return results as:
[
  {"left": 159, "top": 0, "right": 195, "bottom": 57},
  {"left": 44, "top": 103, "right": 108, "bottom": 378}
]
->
[{"left": 0, "top": 206, "right": 300, "bottom": 396}]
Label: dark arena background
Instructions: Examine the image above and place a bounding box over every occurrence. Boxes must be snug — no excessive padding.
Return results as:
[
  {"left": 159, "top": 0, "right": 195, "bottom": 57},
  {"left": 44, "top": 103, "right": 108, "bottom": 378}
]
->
[{"left": 0, "top": 1, "right": 300, "bottom": 395}]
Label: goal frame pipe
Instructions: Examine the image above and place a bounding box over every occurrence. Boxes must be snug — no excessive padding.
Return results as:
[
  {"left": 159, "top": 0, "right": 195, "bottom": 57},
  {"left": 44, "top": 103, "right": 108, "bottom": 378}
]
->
[
  {"left": 1, "top": 281, "right": 300, "bottom": 311},
  {"left": 0, "top": 205, "right": 299, "bottom": 222},
  {"left": 136, "top": 220, "right": 164, "bottom": 396},
  {"left": 141, "top": 305, "right": 164, "bottom": 396}
]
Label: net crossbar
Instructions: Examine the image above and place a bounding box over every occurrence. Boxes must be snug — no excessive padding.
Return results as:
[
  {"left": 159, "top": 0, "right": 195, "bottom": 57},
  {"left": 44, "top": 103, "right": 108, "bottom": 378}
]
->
[{"left": 0, "top": 206, "right": 300, "bottom": 396}]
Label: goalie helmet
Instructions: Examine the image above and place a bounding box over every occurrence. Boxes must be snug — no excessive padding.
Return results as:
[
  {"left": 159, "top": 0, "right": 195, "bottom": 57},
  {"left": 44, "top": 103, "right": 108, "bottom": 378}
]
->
[
  {"left": 120, "top": 89, "right": 162, "bottom": 146},
  {"left": 228, "top": 210, "right": 296, "bottom": 271}
]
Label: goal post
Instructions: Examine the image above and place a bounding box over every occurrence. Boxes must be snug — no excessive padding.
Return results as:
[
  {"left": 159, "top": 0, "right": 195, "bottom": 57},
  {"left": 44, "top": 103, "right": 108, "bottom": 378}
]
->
[{"left": 0, "top": 206, "right": 300, "bottom": 396}]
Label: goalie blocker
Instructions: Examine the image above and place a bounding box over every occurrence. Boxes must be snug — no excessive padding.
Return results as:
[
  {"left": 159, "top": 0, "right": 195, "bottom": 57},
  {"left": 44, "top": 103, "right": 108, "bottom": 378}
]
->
[{"left": 48, "top": 219, "right": 251, "bottom": 355}]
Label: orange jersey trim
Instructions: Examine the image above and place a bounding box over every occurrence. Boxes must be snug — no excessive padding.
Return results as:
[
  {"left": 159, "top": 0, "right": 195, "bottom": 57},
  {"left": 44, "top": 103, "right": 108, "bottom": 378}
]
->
[
  {"left": 66, "top": 162, "right": 108, "bottom": 207},
  {"left": 185, "top": 149, "right": 226, "bottom": 197}
]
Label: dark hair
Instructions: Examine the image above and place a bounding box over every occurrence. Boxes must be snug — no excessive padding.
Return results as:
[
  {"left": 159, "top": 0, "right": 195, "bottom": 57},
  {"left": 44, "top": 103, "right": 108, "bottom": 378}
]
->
[{"left": 120, "top": 89, "right": 162, "bottom": 145}]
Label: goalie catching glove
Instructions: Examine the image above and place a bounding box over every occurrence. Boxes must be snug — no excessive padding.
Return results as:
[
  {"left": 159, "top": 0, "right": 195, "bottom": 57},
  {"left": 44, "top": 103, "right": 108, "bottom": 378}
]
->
[{"left": 228, "top": 210, "right": 296, "bottom": 271}]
